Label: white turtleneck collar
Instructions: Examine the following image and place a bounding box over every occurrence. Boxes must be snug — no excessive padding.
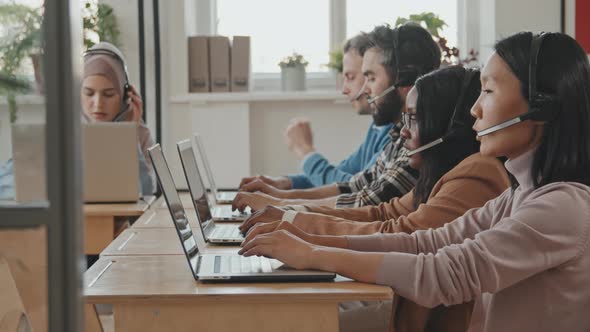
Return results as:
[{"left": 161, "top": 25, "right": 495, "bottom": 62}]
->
[{"left": 504, "top": 147, "right": 538, "bottom": 189}]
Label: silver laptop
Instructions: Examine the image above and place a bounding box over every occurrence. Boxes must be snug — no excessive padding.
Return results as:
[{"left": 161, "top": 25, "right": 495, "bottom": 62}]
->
[
  {"left": 193, "top": 133, "right": 238, "bottom": 204},
  {"left": 83, "top": 122, "right": 140, "bottom": 202},
  {"left": 179, "top": 138, "right": 250, "bottom": 222},
  {"left": 148, "top": 143, "right": 335, "bottom": 282},
  {"left": 12, "top": 123, "right": 139, "bottom": 203},
  {"left": 177, "top": 140, "right": 243, "bottom": 244}
]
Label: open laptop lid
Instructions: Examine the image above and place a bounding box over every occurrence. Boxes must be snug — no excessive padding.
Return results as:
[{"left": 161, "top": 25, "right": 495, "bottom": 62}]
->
[
  {"left": 176, "top": 139, "right": 217, "bottom": 241},
  {"left": 12, "top": 122, "right": 139, "bottom": 203},
  {"left": 192, "top": 133, "right": 220, "bottom": 199},
  {"left": 148, "top": 143, "right": 201, "bottom": 280},
  {"left": 83, "top": 122, "right": 140, "bottom": 202}
]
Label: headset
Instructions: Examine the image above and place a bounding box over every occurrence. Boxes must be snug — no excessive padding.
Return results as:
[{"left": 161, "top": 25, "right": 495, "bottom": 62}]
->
[
  {"left": 407, "top": 68, "right": 479, "bottom": 156},
  {"left": 367, "top": 25, "right": 425, "bottom": 105},
  {"left": 476, "top": 32, "right": 560, "bottom": 137},
  {"left": 83, "top": 45, "right": 132, "bottom": 122}
]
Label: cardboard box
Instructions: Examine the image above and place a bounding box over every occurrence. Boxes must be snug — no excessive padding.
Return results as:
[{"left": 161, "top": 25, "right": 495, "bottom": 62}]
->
[
  {"left": 231, "top": 36, "right": 251, "bottom": 92},
  {"left": 208, "top": 36, "right": 231, "bottom": 92},
  {"left": 188, "top": 36, "right": 210, "bottom": 93}
]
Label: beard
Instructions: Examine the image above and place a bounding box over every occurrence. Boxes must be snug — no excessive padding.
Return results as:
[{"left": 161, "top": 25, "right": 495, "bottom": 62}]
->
[{"left": 371, "top": 89, "right": 403, "bottom": 126}]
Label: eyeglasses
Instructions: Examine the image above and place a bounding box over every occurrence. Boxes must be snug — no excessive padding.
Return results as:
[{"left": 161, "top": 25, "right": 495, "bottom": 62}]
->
[{"left": 401, "top": 112, "right": 417, "bottom": 129}]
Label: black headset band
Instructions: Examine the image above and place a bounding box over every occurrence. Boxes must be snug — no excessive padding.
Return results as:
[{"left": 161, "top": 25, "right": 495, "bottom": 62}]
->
[
  {"left": 445, "top": 68, "right": 478, "bottom": 134},
  {"left": 392, "top": 25, "right": 422, "bottom": 87},
  {"left": 529, "top": 32, "right": 547, "bottom": 102}
]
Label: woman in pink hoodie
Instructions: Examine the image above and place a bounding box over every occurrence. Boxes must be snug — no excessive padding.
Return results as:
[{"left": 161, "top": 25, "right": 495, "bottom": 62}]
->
[{"left": 239, "top": 31, "right": 590, "bottom": 332}]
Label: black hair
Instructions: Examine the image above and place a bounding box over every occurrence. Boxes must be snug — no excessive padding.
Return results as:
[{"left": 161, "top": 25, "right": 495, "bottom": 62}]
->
[
  {"left": 412, "top": 66, "right": 482, "bottom": 208},
  {"left": 343, "top": 33, "right": 372, "bottom": 56},
  {"left": 366, "top": 23, "right": 441, "bottom": 85},
  {"left": 495, "top": 32, "right": 590, "bottom": 187}
]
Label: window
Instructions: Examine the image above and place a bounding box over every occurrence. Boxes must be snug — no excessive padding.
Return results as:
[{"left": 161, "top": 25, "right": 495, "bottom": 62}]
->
[
  {"left": 346, "top": 0, "right": 458, "bottom": 48},
  {"left": 207, "top": 0, "right": 461, "bottom": 87},
  {"left": 216, "top": 0, "right": 330, "bottom": 73}
]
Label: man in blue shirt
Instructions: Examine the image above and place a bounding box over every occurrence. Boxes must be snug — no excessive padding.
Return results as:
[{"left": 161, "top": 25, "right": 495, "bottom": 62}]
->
[{"left": 240, "top": 33, "right": 393, "bottom": 190}]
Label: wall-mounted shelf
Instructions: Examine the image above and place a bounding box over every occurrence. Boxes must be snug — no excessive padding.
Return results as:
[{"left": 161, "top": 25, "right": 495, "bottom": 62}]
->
[
  {"left": 170, "top": 90, "right": 345, "bottom": 104},
  {"left": 0, "top": 95, "right": 44, "bottom": 106}
]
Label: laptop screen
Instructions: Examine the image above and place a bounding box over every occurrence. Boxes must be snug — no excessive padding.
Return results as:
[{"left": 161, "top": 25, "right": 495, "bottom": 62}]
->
[
  {"left": 148, "top": 144, "right": 200, "bottom": 278},
  {"left": 193, "top": 133, "right": 218, "bottom": 195},
  {"left": 176, "top": 140, "right": 215, "bottom": 229}
]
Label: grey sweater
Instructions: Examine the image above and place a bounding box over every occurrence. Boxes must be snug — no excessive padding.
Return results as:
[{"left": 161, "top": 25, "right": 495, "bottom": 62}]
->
[{"left": 346, "top": 148, "right": 590, "bottom": 331}]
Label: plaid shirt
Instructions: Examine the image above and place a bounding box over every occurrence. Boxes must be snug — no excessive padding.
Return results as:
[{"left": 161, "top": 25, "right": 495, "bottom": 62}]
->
[{"left": 335, "top": 123, "right": 418, "bottom": 208}]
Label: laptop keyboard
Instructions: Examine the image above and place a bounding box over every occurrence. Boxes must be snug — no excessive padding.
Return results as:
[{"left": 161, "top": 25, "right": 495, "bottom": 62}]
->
[
  {"left": 217, "top": 192, "right": 237, "bottom": 201},
  {"left": 214, "top": 255, "right": 273, "bottom": 274},
  {"left": 210, "top": 225, "right": 243, "bottom": 239}
]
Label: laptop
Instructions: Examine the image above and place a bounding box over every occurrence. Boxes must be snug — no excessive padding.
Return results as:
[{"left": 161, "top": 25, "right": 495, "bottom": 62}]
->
[
  {"left": 193, "top": 133, "right": 238, "bottom": 204},
  {"left": 148, "top": 143, "right": 336, "bottom": 282},
  {"left": 177, "top": 140, "right": 243, "bottom": 244},
  {"left": 12, "top": 123, "right": 140, "bottom": 203},
  {"left": 178, "top": 139, "right": 250, "bottom": 222},
  {"left": 83, "top": 122, "right": 140, "bottom": 202}
]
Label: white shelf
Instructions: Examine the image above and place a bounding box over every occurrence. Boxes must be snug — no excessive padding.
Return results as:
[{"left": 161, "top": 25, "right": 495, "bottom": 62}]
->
[
  {"left": 170, "top": 90, "right": 345, "bottom": 104},
  {"left": 0, "top": 95, "right": 45, "bottom": 106}
]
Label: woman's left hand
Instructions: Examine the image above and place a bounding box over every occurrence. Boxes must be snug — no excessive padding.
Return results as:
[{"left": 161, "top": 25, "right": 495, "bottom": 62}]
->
[
  {"left": 238, "top": 229, "right": 316, "bottom": 270},
  {"left": 127, "top": 85, "right": 143, "bottom": 123}
]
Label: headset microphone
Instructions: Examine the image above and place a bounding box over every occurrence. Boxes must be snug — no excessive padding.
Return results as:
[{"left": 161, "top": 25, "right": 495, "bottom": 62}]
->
[
  {"left": 476, "top": 32, "right": 559, "bottom": 137},
  {"left": 366, "top": 25, "right": 423, "bottom": 107},
  {"left": 407, "top": 69, "right": 478, "bottom": 157},
  {"left": 349, "top": 80, "right": 368, "bottom": 102}
]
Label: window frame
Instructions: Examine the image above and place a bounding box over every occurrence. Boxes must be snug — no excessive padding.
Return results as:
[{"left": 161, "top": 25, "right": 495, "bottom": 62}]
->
[
  {"left": 0, "top": 0, "right": 84, "bottom": 331},
  {"left": 191, "top": 0, "right": 466, "bottom": 91}
]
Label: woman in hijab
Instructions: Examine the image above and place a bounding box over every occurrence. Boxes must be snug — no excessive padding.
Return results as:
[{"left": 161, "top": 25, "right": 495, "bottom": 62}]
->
[
  {"left": 0, "top": 42, "right": 155, "bottom": 199},
  {"left": 81, "top": 41, "right": 155, "bottom": 195}
]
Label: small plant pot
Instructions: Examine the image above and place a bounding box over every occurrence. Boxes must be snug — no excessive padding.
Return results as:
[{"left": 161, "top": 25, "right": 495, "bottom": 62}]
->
[{"left": 281, "top": 65, "right": 306, "bottom": 91}]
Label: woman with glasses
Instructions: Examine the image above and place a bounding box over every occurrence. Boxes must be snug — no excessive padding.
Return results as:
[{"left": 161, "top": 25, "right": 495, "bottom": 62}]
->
[
  {"left": 239, "top": 65, "right": 510, "bottom": 332},
  {"left": 239, "top": 32, "right": 590, "bottom": 331}
]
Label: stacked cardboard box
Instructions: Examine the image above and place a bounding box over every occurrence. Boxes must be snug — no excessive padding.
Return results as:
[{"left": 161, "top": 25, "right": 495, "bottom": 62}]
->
[{"left": 188, "top": 35, "right": 251, "bottom": 93}]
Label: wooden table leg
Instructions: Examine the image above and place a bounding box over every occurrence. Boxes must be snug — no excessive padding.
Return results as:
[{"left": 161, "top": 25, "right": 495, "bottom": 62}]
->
[
  {"left": 84, "top": 303, "right": 103, "bottom": 332},
  {"left": 85, "top": 216, "right": 115, "bottom": 255},
  {"left": 114, "top": 301, "right": 339, "bottom": 332}
]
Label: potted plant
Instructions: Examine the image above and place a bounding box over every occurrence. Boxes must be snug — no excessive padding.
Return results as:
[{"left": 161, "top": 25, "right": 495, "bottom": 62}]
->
[
  {"left": 0, "top": 2, "right": 42, "bottom": 125},
  {"left": 326, "top": 49, "right": 343, "bottom": 90},
  {"left": 83, "top": 1, "right": 121, "bottom": 49},
  {"left": 395, "top": 12, "right": 479, "bottom": 67},
  {"left": 278, "top": 52, "right": 308, "bottom": 91}
]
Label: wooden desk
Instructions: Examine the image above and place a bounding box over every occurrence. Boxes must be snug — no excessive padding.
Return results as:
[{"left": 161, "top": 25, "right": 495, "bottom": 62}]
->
[
  {"left": 0, "top": 227, "right": 47, "bottom": 332},
  {"left": 131, "top": 207, "right": 199, "bottom": 229},
  {"left": 84, "top": 196, "right": 155, "bottom": 255},
  {"left": 105, "top": 218, "right": 241, "bottom": 256},
  {"left": 84, "top": 255, "right": 393, "bottom": 332},
  {"left": 100, "top": 228, "right": 183, "bottom": 256}
]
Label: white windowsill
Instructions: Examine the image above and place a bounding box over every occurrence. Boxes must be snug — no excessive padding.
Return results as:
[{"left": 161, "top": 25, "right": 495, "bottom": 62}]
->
[{"left": 170, "top": 90, "right": 346, "bottom": 105}]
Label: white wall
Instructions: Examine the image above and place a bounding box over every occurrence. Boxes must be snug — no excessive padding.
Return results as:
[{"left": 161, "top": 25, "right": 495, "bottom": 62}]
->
[
  {"left": 474, "top": 0, "right": 561, "bottom": 63},
  {"left": 165, "top": 98, "right": 370, "bottom": 189}
]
